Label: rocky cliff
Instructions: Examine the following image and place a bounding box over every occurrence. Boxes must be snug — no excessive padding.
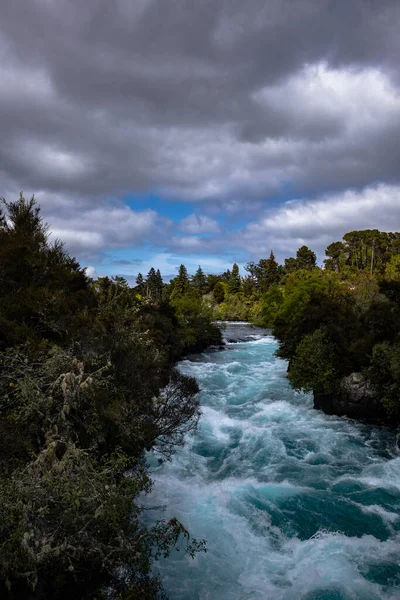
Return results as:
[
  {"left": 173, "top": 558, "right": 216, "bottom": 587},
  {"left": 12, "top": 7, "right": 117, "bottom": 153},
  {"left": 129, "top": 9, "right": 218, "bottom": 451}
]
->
[{"left": 314, "top": 373, "right": 388, "bottom": 422}]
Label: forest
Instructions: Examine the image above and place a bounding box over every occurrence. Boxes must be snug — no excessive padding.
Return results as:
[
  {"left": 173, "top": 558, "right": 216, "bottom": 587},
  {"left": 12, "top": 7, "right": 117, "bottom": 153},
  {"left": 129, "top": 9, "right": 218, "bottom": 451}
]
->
[{"left": 1, "top": 195, "right": 399, "bottom": 599}]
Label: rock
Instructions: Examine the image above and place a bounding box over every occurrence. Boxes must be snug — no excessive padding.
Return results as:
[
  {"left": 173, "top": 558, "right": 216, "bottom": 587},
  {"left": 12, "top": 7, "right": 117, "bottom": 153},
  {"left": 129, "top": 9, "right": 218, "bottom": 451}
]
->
[{"left": 314, "top": 373, "right": 387, "bottom": 422}]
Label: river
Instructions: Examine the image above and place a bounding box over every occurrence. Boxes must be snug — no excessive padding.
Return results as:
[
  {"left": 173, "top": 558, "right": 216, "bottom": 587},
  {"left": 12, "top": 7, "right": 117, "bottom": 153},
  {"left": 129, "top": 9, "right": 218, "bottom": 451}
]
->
[{"left": 145, "top": 323, "right": 400, "bottom": 599}]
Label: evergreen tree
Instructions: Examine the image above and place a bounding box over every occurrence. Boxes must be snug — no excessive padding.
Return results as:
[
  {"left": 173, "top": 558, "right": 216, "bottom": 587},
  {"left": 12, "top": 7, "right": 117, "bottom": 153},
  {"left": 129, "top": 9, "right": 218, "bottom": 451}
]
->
[
  {"left": 296, "top": 245, "right": 317, "bottom": 270},
  {"left": 171, "top": 264, "right": 189, "bottom": 299},
  {"left": 220, "top": 269, "right": 231, "bottom": 283},
  {"left": 206, "top": 273, "right": 222, "bottom": 293},
  {"left": 242, "top": 275, "right": 256, "bottom": 298},
  {"left": 191, "top": 266, "right": 207, "bottom": 295},
  {"left": 146, "top": 267, "right": 163, "bottom": 303},
  {"left": 135, "top": 272, "right": 144, "bottom": 295},
  {"left": 246, "top": 252, "right": 282, "bottom": 292},
  {"left": 259, "top": 251, "right": 281, "bottom": 292},
  {"left": 229, "top": 263, "right": 241, "bottom": 294},
  {"left": 213, "top": 281, "right": 226, "bottom": 303},
  {"left": 284, "top": 257, "right": 298, "bottom": 274},
  {"left": 0, "top": 194, "right": 91, "bottom": 349},
  {"left": 155, "top": 269, "right": 164, "bottom": 301},
  {"left": 324, "top": 242, "right": 346, "bottom": 272}
]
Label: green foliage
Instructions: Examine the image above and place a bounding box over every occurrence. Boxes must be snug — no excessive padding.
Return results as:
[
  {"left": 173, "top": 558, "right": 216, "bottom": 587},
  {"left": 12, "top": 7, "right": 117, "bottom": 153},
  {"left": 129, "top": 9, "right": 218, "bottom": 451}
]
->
[
  {"left": 206, "top": 228, "right": 400, "bottom": 425},
  {"left": 171, "top": 295, "right": 222, "bottom": 352},
  {"left": 283, "top": 257, "right": 298, "bottom": 274},
  {"left": 228, "top": 263, "right": 241, "bottom": 294},
  {"left": 213, "top": 281, "right": 226, "bottom": 304},
  {"left": 242, "top": 275, "right": 257, "bottom": 298},
  {"left": 296, "top": 245, "right": 317, "bottom": 270},
  {"left": 215, "top": 293, "right": 251, "bottom": 322},
  {"left": 324, "top": 241, "right": 346, "bottom": 272},
  {"left": 0, "top": 194, "right": 93, "bottom": 350},
  {"left": 262, "top": 233, "right": 400, "bottom": 423},
  {"left": 145, "top": 268, "right": 163, "bottom": 303},
  {"left": 245, "top": 251, "right": 281, "bottom": 293},
  {"left": 170, "top": 265, "right": 189, "bottom": 299},
  {"left": 385, "top": 255, "right": 400, "bottom": 281},
  {"left": 0, "top": 196, "right": 221, "bottom": 599},
  {"left": 272, "top": 270, "right": 344, "bottom": 360},
  {"left": 283, "top": 246, "right": 317, "bottom": 274},
  {"left": 191, "top": 266, "right": 207, "bottom": 295},
  {"left": 0, "top": 343, "right": 205, "bottom": 599},
  {"left": 324, "top": 229, "right": 400, "bottom": 276},
  {"left": 367, "top": 343, "right": 400, "bottom": 418},
  {"left": 289, "top": 328, "right": 339, "bottom": 393},
  {"left": 259, "top": 285, "right": 284, "bottom": 327}
]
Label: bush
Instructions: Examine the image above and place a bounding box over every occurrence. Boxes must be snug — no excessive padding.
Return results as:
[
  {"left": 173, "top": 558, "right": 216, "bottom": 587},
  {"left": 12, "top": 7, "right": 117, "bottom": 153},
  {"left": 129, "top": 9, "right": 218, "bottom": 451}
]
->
[
  {"left": 289, "top": 328, "right": 339, "bottom": 393},
  {"left": 0, "top": 196, "right": 215, "bottom": 599}
]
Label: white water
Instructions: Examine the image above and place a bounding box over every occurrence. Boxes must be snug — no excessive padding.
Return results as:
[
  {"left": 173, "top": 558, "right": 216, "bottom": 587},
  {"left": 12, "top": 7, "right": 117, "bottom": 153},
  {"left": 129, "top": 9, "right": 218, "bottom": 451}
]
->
[{"left": 145, "top": 323, "right": 400, "bottom": 599}]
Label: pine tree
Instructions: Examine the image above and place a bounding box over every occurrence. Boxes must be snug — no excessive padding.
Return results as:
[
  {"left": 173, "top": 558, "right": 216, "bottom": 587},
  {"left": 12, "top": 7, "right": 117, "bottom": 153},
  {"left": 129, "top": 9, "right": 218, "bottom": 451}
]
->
[
  {"left": 135, "top": 272, "right": 144, "bottom": 295},
  {"left": 171, "top": 264, "right": 189, "bottom": 299},
  {"left": 228, "top": 263, "right": 241, "bottom": 294},
  {"left": 242, "top": 276, "right": 256, "bottom": 298},
  {"left": 284, "top": 257, "right": 298, "bottom": 274},
  {"left": 296, "top": 245, "right": 317, "bottom": 270},
  {"left": 145, "top": 267, "right": 163, "bottom": 303},
  {"left": 155, "top": 269, "right": 163, "bottom": 301},
  {"left": 259, "top": 251, "right": 281, "bottom": 292},
  {"left": 324, "top": 242, "right": 346, "bottom": 272},
  {"left": 191, "top": 266, "right": 207, "bottom": 295},
  {"left": 0, "top": 194, "right": 91, "bottom": 348}
]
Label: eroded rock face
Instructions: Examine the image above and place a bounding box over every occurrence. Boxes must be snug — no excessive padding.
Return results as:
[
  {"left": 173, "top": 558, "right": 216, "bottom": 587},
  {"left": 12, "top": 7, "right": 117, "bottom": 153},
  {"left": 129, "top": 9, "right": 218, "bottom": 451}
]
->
[{"left": 314, "top": 373, "right": 387, "bottom": 422}]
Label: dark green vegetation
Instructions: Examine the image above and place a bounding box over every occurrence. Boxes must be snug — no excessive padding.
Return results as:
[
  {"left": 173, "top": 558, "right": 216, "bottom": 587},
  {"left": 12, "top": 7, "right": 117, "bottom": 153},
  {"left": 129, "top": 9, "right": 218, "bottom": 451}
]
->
[
  {"left": 0, "top": 195, "right": 221, "bottom": 600},
  {"left": 2, "top": 196, "right": 399, "bottom": 599},
  {"left": 202, "top": 230, "right": 400, "bottom": 424}
]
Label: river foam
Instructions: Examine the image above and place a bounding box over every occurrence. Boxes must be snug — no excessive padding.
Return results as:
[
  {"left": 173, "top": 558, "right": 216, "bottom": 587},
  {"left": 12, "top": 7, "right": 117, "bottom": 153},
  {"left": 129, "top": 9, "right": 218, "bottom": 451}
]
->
[{"left": 144, "top": 323, "right": 400, "bottom": 599}]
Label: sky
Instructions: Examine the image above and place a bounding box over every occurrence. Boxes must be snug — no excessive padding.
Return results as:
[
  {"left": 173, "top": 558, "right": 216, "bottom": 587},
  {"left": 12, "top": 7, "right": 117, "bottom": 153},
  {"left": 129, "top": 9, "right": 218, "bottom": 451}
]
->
[{"left": 1, "top": 0, "right": 400, "bottom": 282}]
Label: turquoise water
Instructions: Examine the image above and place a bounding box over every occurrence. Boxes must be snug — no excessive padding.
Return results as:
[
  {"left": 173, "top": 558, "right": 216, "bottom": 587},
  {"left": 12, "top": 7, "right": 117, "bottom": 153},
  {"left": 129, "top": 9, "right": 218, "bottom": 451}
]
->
[{"left": 145, "top": 323, "right": 400, "bottom": 599}]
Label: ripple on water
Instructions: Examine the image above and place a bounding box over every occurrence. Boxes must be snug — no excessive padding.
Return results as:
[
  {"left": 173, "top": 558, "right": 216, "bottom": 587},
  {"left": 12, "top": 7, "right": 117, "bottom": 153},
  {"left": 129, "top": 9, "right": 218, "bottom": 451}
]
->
[{"left": 144, "top": 324, "right": 400, "bottom": 600}]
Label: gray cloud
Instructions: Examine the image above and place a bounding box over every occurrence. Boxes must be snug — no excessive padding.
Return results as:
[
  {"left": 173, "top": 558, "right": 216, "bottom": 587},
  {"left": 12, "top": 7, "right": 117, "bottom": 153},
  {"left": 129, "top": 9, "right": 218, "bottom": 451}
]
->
[
  {"left": 179, "top": 214, "right": 220, "bottom": 234},
  {"left": 1, "top": 1, "right": 400, "bottom": 197},
  {"left": 1, "top": 0, "right": 400, "bottom": 265},
  {"left": 47, "top": 204, "right": 171, "bottom": 259},
  {"left": 235, "top": 184, "right": 400, "bottom": 261}
]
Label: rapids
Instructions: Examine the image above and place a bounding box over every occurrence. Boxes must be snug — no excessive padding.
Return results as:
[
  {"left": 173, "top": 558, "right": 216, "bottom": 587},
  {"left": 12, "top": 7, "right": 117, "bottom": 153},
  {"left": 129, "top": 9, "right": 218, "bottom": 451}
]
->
[{"left": 145, "top": 323, "right": 400, "bottom": 599}]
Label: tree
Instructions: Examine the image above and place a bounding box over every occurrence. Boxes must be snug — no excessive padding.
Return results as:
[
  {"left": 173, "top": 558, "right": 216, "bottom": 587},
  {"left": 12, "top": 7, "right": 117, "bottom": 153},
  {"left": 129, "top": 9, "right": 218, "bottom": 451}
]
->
[
  {"left": 289, "top": 328, "right": 339, "bottom": 393},
  {"left": 145, "top": 268, "right": 163, "bottom": 303},
  {"left": 228, "top": 263, "right": 241, "bottom": 294},
  {"left": 385, "top": 255, "right": 400, "bottom": 281},
  {"left": 220, "top": 269, "right": 231, "bottom": 283},
  {"left": 260, "top": 284, "right": 284, "bottom": 327},
  {"left": 242, "top": 275, "right": 256, "bottom": 298},
  {"left": 245, "top": 251, "right": 282, "bottom": 292},
  {"left": 191, "top": 266, "right": 207, "bottom": 295},
  {"left": 0, "top": 194, "right": 92, "bottom": 350},
  {"left": 284, "top": 257, "right": 298, "bottom": 274},
  {"left": 171, "top": 264, "right": 189, "bottom": 299},
  {"left": 296, "top": 245, "right": 317, "bottom": 270},
  {"left": 135, "top": 272, "right": 145, "bottom": 295},
  {"left": 205, "top": 274, "right": 222, "bottom": 292},
  {"left": 259, "top": 251, "right": 281, "bottom": 292},
  {"left": 155, "top": 269, "right": 164, "bottom": 299},
  {"left": 213, "top": 281, "right": 225, "bottom": 303},
  {"left": 324, "top": 241, "right": 346, "bottom": 272}
]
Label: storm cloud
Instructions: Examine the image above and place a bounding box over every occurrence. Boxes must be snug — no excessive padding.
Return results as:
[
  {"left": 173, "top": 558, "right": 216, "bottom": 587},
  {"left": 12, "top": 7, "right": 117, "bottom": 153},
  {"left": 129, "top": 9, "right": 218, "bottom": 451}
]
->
[{"left": 1, "top": 0, "right": 400, "bottom": 267}]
